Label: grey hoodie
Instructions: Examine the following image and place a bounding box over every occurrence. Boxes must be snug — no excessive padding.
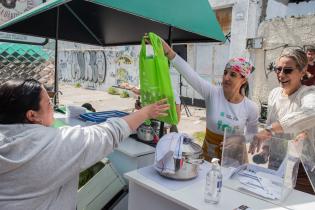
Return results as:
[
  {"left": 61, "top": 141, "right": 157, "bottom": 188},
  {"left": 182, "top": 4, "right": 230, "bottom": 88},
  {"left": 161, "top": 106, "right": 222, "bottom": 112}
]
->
[{"left": 0, "top": 118, "right": 131, "bottom": 210}]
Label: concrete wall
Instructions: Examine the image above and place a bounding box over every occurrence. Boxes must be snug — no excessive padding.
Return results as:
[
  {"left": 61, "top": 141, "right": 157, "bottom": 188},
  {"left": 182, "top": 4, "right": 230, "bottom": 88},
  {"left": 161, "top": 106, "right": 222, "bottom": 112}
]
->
[
  {"left": 252, "top": 15, "right": 315, "bottom": 105},
  {"left": 210, "top": 0, "right": 262, "bottom": 58},
  {"left": 267, "top": 0, "right": 315, "bottom": 19}
]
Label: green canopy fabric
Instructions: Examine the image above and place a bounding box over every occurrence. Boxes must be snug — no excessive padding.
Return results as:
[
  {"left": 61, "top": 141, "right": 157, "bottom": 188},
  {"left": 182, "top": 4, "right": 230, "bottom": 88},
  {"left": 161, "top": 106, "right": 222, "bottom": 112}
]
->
[
  {"left": 0, "top": 0, "right": 225, "bottom": 46},
  {"left": 90, "top": 0, "right": 225, "bottom": 42}
]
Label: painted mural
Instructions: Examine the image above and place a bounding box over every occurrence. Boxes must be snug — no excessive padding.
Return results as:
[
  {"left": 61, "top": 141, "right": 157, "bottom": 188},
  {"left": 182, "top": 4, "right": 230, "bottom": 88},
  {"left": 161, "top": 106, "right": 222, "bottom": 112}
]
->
[
  {"left": 57, "top": 45, "right": 140, "bottom": 90},
  {"left": 58, "top": 50, "right": 107, "bottom": 83}
]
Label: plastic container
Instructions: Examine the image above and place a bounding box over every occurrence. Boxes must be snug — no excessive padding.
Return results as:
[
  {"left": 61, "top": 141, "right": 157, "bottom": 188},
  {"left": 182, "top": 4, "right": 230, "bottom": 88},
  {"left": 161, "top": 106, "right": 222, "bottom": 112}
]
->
[
  {"left": 204, "top": 158, "right": 223, "bottom": 204},
  {"left": 221, "top": 130, "right": 301, "bottom": 204}
]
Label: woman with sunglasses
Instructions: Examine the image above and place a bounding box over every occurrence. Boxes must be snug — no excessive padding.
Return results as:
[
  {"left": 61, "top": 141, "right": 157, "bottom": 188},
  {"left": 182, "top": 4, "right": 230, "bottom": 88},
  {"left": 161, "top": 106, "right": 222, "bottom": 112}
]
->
[
  {"left": 0, "top": 79, "right": 169, "bottom": 210},
  {"left": 249, "top": 48, "right": 315, "bottom": 194},
  {"left": 158, "top": 38, "right": 259, "bottom": 162}
]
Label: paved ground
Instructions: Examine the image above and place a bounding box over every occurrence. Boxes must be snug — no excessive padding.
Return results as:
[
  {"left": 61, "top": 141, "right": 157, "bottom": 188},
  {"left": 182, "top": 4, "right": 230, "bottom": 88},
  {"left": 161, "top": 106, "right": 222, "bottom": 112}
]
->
[{"left": 59, "top": 84, "right": 206, "bottom": 137}]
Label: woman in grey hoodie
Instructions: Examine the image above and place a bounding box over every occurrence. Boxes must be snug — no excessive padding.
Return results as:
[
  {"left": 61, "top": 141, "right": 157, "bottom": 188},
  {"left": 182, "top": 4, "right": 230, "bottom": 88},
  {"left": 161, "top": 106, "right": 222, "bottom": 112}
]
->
[{"left": 0, "top": 79, "right": 169, "bottom": 210}]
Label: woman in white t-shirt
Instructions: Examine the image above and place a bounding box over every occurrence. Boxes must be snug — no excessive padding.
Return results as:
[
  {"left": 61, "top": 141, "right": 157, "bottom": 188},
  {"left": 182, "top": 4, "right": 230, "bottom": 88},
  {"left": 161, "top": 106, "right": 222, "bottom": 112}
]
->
[
  {"left": 158, "top": 38, "right": 259, "bottom": 161},
  {"left": 249, "top": 48, "right": 315, "bottom": 194}
]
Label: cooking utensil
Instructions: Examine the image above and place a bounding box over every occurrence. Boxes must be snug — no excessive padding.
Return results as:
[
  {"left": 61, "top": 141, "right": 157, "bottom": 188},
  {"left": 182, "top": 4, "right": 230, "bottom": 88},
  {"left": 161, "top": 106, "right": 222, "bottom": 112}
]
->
[
  {"left": 137, "top": 121, "right": 160, "bottom": 142},
  {"left": 137, "top": 124, "right": 155, "bottom": 142},
  {"left": 159, "top": 137, "right": 203, "bottom": 180}
]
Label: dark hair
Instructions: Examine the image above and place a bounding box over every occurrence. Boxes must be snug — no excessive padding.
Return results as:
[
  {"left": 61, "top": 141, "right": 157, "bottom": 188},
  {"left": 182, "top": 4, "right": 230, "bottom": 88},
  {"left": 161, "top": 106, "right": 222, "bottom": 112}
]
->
[
  {"left": 240, "top": 80, "right": 249, "bottom": 96},
  {"left": 0, "top": 79, "right": 42, "bottom": 124},
  {"left": 239, "top": 66, "right": 255, "bottom": 97},
  {"left": 81, "top": 103, "right": 96, "bottom": 112},
  {"left": 306, "top": 45, "right": 315, "bottom": 53}
]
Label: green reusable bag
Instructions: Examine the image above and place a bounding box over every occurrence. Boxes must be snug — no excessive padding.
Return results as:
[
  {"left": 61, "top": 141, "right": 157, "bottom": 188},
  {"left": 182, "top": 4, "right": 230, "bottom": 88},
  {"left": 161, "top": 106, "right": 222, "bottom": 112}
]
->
[{"left": 139, "top": 32, "right": 178, "bottom": 125}]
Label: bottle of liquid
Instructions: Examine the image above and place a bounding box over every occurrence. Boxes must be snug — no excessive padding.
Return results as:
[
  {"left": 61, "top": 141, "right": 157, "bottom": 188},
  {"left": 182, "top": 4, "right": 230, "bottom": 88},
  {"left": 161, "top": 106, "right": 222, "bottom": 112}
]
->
[{"left": 204, "top": 158, "right": 223, "bottom": 204}]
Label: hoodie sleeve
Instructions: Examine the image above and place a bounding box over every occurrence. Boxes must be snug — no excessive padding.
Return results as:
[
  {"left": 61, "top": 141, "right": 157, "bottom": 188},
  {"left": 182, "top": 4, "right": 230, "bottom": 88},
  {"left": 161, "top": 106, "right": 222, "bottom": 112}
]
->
[{"left": 57, "top": 117, "right": 131, "bottom": 171}]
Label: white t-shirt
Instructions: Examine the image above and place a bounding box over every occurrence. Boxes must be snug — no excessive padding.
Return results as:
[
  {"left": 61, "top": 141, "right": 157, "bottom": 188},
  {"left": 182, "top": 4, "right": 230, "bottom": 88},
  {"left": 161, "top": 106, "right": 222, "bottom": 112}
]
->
[
  {"left": 266, "top": 85, "right": 315, "bottom": 172},
  {"left": 267, "top": 86, "right": 315, "bottom": 134},
  {"left": 171, "top": 55, "right": 258, "bottom": 135}
]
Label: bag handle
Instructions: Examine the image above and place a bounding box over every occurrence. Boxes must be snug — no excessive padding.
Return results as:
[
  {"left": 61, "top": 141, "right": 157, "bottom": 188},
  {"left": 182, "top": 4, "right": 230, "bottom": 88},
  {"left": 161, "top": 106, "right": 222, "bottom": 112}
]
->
[
  {"left": 140, "top": 38, "right": 147, "bottom": 58},
  {"left": 140, "top": 32, "right": 165, "bottom": 58},
  {"left": 148, "top": 32, "right": 165, "bottom": 57}
]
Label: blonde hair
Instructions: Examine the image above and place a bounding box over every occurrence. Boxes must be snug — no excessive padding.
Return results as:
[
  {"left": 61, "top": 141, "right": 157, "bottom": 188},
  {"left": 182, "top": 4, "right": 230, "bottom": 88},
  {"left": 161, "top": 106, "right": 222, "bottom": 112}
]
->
[{"left": 278, "top": 48, "right": 308, "bottom": 71}]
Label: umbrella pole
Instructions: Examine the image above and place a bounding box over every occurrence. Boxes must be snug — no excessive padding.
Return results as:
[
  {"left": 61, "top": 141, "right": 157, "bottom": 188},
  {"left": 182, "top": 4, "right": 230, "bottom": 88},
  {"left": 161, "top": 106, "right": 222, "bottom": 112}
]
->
[
  {"left": 167, "top": 26, "right": 173, "bottom": 46},
  {"left": 54, "top": 7, "right": 60, "bottom": 106}
]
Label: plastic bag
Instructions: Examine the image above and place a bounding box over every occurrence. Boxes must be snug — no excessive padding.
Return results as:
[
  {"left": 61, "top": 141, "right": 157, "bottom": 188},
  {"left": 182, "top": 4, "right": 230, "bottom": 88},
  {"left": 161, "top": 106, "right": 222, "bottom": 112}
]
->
[{"left": 139, "top": 32, "right": 178, "bottom": 125}]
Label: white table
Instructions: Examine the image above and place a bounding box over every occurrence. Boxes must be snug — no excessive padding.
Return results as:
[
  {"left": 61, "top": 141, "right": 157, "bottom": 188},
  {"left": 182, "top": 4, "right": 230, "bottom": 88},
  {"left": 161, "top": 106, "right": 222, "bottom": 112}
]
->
[{"left": 125, "top": 168, "right": 315, "bottom": 210}]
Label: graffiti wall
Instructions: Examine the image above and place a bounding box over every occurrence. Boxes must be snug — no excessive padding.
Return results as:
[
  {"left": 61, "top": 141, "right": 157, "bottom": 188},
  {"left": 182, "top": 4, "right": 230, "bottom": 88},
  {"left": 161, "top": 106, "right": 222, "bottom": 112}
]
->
[
  {"left": 58, "top": 50, "right": 107, "bottom": 83},
  {"left": 58, "top": 45, "right": 141, "bottom": 90}
]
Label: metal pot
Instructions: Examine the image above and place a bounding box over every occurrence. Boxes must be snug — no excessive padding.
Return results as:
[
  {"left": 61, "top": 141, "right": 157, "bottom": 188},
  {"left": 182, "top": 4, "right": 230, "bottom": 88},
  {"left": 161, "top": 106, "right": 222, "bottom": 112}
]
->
[
  {"left": 137, "top": 121, "right": 160, "bottom": 142},
  {"left": 159, "top": 138, "right": 203, "bottom": 180}
]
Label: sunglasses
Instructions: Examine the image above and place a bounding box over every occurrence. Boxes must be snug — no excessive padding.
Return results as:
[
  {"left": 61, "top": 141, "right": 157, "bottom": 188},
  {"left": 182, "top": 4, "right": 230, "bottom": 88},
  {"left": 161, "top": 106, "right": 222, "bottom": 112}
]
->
[{"left": 273, "top": 66, "right": 295, "bottom": 74}]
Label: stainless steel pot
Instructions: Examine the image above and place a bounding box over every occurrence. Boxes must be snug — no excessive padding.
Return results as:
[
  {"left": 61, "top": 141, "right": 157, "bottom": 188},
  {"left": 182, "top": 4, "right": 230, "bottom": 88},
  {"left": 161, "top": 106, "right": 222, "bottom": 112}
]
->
[
  {"left": 136, "top": 121, "right": 160, "bottom": 142},
  {"left": 159, "top": 138, "right": 203, "bottom": 180}
]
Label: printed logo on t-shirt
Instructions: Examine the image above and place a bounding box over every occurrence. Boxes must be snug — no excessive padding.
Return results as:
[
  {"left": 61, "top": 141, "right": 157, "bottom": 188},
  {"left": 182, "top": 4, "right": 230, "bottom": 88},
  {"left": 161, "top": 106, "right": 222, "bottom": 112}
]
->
[
  {"left": 216, "top": 112, "right": 240, "bottom": 134},
  {"left": 220, "top": 112, "right": 238, "bottom": 121}
]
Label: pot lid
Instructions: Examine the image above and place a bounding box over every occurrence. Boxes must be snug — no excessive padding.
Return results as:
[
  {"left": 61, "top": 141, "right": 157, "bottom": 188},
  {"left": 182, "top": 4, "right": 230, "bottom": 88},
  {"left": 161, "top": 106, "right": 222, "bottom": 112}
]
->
[{"left": 182, "top": 137, "right": 202, "bottom": 156}]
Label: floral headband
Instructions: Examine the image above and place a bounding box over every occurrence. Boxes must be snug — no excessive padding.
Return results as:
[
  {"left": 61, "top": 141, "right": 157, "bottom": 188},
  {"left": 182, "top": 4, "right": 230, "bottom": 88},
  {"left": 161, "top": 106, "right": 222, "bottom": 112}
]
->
[{"left": 225, "top": 57, "right": 253, "bottom": 78}]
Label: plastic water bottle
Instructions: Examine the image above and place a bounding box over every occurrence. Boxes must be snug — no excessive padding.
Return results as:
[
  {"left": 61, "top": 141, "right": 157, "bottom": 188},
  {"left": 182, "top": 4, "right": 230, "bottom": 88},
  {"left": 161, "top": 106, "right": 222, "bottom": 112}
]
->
[{"left": 204, "top": 158, "right": 222, "bottom": 204}]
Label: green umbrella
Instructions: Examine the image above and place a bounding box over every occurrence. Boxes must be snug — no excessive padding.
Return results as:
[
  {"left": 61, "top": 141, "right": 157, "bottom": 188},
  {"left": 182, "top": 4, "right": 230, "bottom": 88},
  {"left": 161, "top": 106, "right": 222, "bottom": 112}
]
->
[
  {"left": 0, "top": 0, "right": 225, "bottom": 103},
  {"left": 0, "top": 0, "right": 225, "bottom": 45}
]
